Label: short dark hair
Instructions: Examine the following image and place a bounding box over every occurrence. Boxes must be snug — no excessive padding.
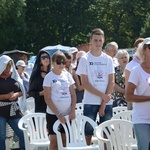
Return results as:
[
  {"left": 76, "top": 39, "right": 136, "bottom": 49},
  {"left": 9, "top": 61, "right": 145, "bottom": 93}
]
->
[{"left": 64, "top": 52, "right": 72, "bottom": 59}]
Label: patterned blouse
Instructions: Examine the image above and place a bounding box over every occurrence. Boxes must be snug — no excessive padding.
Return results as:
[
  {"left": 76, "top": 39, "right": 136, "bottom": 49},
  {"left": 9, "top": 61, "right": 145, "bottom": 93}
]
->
[{"left": 113, "top": 65, "right": 125, "bottom": 100}]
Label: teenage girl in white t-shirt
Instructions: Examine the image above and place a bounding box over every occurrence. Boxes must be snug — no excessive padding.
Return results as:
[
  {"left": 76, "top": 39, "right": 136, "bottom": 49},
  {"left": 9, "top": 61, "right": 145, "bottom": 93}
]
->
[{"left": 43, "top": 51, "right": 76, "bottom": 150}]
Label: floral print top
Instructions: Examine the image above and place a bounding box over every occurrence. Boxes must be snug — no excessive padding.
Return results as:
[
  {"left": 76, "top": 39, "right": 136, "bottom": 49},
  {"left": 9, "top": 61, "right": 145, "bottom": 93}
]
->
[{"left": 113, "top": 65, "right": 125, "bottom": 100}]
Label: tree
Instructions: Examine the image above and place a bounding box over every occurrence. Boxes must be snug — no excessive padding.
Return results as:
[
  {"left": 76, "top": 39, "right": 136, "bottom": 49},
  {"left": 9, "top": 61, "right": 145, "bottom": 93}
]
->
[
  {"left": 0, "top": 0, "right": 26, "bottom": 53},
  {"left": 140, "top": 13, "right": 150, "bottom": 38}
]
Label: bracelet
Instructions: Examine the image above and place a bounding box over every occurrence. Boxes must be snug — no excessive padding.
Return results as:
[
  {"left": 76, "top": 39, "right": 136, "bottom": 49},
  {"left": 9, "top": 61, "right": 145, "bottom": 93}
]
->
[{"left": 56, "top": 112, "right": 61, "bottom": 118}]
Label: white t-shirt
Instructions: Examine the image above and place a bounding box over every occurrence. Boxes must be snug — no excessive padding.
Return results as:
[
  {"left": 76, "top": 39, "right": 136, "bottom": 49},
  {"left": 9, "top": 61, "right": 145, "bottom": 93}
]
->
[
  {"left": 24, "top": 62, "right": 34, "bottom": 76},
  {"left": 129, "top": 65, "right": 150, "bottom": 124},
  {"left": 43, "top": 70, "right": 75, "bottom": 115},
  {"left": 125, "top": 60, "right": 139, "bottom": 72},
  {"left": 76, "top": 52, "right": 115, "bottom": 105}
]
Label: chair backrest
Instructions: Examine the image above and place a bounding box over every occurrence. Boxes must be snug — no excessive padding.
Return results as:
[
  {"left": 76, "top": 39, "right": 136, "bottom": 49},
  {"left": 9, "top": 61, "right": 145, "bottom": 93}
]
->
[
  {"left": 53, "top": 115, "right": 98, "bottom": 149},
  {"left": 111, "top": 110, "right": 137, "bottom": 149},
  {"left": 113, "top": 106, "right": 127, "bottom": 116},
  {"left": 111, "top": 110, "right": 132, "bottom": 121},
  {"left": 26, "top": 97, "right": 35, "bottom": 111},
  {"left": 75, "top": 103, "right": 83, "bottom": 115},
  {"left": 95, "top": 119, "right": 133, "bottom": 150},
  {"left": 18, "top": 113, "right": 49, "bottom": 149}
]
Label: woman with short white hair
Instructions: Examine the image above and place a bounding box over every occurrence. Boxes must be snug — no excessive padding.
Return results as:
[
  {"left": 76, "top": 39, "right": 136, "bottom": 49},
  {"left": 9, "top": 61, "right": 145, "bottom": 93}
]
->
[{"left": 113, "top": 50, "right": 129, "bottom": 107}]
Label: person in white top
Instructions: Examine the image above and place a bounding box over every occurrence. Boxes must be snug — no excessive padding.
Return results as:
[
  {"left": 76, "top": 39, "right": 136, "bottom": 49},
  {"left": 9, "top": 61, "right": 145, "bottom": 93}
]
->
[
  {"left": 20, "top": 53, "right": 34, "bottom": 77},
  {"left": 125, "top": 37, "right": 150, "bottom": 150},
  {"left": 43, "top": 51, "right": 76, "bottom": 150},
  {"left": 125, "top": 38, "right": 144, "bottom": 109},
  {"left": 76, "top": 28, "right": 115, "bottom": 145}
]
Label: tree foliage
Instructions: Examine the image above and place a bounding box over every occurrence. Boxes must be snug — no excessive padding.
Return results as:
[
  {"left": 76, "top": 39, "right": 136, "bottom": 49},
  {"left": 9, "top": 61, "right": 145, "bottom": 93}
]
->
[
  {"left": 0, "top": 0, "right": 150, "bottom": 54},
  {"left": 140, "top": 13, "right": 150, "bottom": 38},
  {"left": 0, "top": 0, "right": 26, "bottom": 51}
]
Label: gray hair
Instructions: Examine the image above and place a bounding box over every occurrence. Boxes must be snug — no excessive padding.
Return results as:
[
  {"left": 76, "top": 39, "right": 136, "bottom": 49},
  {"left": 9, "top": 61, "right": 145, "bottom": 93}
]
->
[
  {"left": 105, "top": 41, "right": 118, "bottom": 51},
  {"left": 116, "top": 50, "right": 130, "bottom": 61}
]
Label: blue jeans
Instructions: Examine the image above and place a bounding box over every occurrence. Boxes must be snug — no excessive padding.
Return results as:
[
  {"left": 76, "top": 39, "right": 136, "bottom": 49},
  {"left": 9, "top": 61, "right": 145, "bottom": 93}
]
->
[
  {"left": 0, "top": 116, "right": 25, "bottom": 150},
  {"left": 134, "top": 124, "right": 150, "bottom": 150},
  {"left": 83, "top": 104, "right": 112, "bottom": 135}
]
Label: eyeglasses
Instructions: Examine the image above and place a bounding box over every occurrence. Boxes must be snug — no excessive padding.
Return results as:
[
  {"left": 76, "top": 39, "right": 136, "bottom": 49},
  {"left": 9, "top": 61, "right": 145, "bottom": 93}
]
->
[
  {"left": 40, "top": 55, "right": 49, "bottom": 60},
  {"left": 55, "top": 60, "right": 66, "bottom": 65}
]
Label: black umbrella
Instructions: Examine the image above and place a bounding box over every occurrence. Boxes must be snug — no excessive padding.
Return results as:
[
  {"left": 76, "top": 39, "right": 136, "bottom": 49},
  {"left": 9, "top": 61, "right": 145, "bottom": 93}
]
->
[{"left": 0, "top": 50, "right": 33, "bottom": 63}]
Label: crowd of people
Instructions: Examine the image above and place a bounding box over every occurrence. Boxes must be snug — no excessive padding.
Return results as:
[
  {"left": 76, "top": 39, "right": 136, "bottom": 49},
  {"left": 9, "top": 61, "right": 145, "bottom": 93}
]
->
[{"left": 0, "top": 28, "right": 149, "bottom": 150}]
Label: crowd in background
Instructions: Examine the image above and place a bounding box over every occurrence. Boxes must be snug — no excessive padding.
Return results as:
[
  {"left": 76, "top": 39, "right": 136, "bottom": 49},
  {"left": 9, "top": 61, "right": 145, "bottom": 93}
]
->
[{"left": 0, "top": 28, "right": 150, "bottom": 150}]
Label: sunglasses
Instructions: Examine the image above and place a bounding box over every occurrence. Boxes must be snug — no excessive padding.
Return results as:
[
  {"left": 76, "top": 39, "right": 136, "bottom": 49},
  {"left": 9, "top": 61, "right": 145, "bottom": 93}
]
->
[
  {"left": 55, "top": 60, "right": 66, "bottom": 65},
  {"left": 40, "top": 55, "right": 49, "bottom": 60},
  {"left": 147, "top": 44, "right": 150, "bottom": 49}
]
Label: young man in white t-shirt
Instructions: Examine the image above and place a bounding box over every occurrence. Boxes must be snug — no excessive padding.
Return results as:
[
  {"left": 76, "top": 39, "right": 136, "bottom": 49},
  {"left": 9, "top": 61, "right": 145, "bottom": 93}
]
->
[{"left": 76, "top": 28, "right": 115, "bottom": 144}]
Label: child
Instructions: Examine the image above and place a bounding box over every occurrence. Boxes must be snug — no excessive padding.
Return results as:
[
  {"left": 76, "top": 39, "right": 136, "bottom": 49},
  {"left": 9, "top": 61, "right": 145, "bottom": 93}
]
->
[{"left": 43, "top": 51, "right": 76, "bottom": 150}]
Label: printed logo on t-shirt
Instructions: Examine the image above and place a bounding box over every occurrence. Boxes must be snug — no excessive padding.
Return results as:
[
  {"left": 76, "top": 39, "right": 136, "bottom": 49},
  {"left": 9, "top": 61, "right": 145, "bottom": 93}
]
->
[
  {"left": 89, "top": 62, "right": 106, "bottom": 66},
  {"left": 52, "top": 79, "right": 68, "bottom": 95},
  {"left": 94, "top": 67, "right": 103, "bottom": 78}
]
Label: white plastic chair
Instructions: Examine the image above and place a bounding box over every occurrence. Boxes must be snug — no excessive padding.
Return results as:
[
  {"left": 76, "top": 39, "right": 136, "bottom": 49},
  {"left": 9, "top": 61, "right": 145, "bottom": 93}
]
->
[
  {"left": 53, "top": 115, "right": 99, "bottom": 150},
  {"left": 112, "top": 110, "right": 132, "bottom": 121},
  {"left": 95, "top": 119, "right": 133, "bottom": 150},
  {"left": 75, "top": 103, "right": 98, "bottom": 145},
  {"left": 111, "top": 110, "right": 137, "bottom": 150},
  {"left": 113, "top": 106, "right": 127, "bottom": 116},
  {"left": 75, "top": 103, "right": 83, "bottom": 115},
  {"left": 18, "top": 113, "right": 50, "bottom": 150}
]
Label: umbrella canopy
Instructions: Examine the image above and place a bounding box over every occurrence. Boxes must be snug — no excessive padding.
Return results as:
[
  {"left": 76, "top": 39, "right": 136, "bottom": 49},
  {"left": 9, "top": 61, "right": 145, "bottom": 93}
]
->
[
  {"left": 40, "top": 44, "right": 71, "bottom": 56},
  {"left": 0, "top": 50, "right": 33, "bottom": 63}
]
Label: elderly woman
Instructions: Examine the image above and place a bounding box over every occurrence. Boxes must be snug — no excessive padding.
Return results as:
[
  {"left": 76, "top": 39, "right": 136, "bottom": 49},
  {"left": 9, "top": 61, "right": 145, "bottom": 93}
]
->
[
  {"left": 113, "top": 50, "right": 129, "bottom": 107},
  {"left": 125, "top": 37, "right": 150, "bottom": 150},
  {"left": 0, "top": 55, "right": 26, "bottom": 150}
]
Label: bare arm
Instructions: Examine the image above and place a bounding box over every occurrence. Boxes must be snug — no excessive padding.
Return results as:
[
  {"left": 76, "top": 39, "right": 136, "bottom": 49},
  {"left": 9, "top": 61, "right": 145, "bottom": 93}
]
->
[
  {"left": 43, "top": 86, "right": 59, "bottom": 115},
  {"left": 72, "top": 70, "right": 84, "bottom": 91},
  {"left": 99, "top": 73, "right": 114, "bottom": 116},
  {"left": 69, "top": 84, "right": 77, "bottom": 120},
  {"left": 105, "top": 73, "right": 115, "bottom": 96},
  {"left": 125, "top": 69, "right": 130, "bottom": 88},
  {"left": 125, "top": 82, "right": 150, "bottom": 102},
  {"left": 0, "top": 92, "right": 22, "bottom": 101}
]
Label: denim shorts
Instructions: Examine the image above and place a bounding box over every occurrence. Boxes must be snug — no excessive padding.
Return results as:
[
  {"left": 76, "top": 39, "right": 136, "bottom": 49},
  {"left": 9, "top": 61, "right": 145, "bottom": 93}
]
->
[
  {"left": 134, "top": 123, "right": 150, "bottom": 150},
  {"left": 83, "top": 104, "right": 112, "bottom": 135}
]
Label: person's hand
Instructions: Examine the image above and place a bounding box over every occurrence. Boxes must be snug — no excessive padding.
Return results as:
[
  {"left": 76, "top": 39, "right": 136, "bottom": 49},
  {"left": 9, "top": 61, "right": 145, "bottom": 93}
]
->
[
  {"left": 6, "top": 91, "right": 14, "bottom": 100},
  {"left": 39, "top": 90, "right": 44, "bottom": 96},
  {"left": 9, "top": 92, "right": 19, "bottom": 101},
  {"left": 102, "top": 94, "right": 112, "bottom": 103},
  {"left": 58, "top": 114, "right": 66, "bottom": 124},
  {"left": 99, "top": 102, "right": 106, "bottom": 117},
  {"left": 69, "top": 111, "right": 76, "bottom": 121}
]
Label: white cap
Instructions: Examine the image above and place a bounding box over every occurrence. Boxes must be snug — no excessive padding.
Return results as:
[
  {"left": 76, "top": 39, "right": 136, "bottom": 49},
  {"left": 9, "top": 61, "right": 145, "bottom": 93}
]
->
[
  {"left": 142, "top": 37, "right": 150, "bottom": 45},
  {"left": 70, "top": 47, "right": 78, "bottom": 53},
  {"left": 16, "top": 60, "right": 26, "bottom": 67}
]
